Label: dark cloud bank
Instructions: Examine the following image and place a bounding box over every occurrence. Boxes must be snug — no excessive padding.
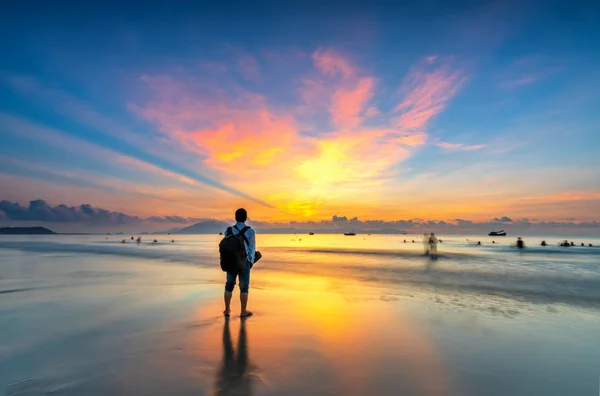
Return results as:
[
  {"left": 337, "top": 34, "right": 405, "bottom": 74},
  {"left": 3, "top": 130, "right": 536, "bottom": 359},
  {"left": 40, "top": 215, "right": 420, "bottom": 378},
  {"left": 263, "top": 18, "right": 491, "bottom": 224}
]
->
[
  {"left": 1, "top": 200, "right": 598, "bottom": 234},
  {"left": 0, "top": 200, "right": 199, "bottom": 226}
]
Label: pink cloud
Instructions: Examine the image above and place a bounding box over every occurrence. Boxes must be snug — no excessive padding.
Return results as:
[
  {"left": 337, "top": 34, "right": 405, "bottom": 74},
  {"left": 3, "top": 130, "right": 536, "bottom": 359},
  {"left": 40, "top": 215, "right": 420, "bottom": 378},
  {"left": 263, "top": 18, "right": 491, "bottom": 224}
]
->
[
  {"left": 309, "top": 49, "right": 377, "bottom": 129},
  {"left": 133, "top": 51, "right": 465, "bottom": 218},
  {"left": 425, "top": 55, "right": 439, "bottom": 63},
  {"left": 331, "top": 77, "right": 375, "bottom": 128},
  {"left": 312, "top": 48, "right": 355, "bottom": 78},
  {"left": 133, "top": 77, "right": 303, "bottom": 172},
  {"left": 364, "top": 106, "right": 380, "bottom": 118},
  {"left": 393, "top": 56, "right": 466, "bottom": 130},
  {"left": 436, "top": 142, "right": 463, "bottom": 149}
]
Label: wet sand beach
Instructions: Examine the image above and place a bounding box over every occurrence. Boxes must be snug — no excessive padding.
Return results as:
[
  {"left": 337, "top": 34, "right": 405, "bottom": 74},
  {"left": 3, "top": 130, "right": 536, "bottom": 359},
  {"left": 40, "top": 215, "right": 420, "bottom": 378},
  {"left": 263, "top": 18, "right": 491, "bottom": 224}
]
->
[{"left": 1, "top": 234, "right": 600, "bottom": 395}]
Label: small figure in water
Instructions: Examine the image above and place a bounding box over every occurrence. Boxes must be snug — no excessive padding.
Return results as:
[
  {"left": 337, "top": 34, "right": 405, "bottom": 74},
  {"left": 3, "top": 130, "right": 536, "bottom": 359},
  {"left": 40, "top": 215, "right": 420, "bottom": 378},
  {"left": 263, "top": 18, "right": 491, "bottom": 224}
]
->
[
  {"left": 153, "top": 239, "right": 158, "bottom": 243},
  {"left": 541, "top": 241, "right": 547, "bottom": 246},
  {"left": 570, "top": 241, "right": 575, "bottom": 246},
  {"left": 136, "top": 237, "right": 142, "bottom": 243},
  {"left": 131, "top": 236, "right": 134, "bottom": 240},
  {"left": 492, "top": 241, "right": 496, "bottom": 244},
  {"left": 412, "top": 240, "right": 415, "bottom": 243},
  {"left": 429, "top": 232, "right": 438, "bottom": 259},
  {"left": 560, "top": 240, "right": 570, "bottom": 247},
  {"left": 590, "top": 244, "right": 594, "bottom": 247},
  {"left": 404, "top": 239, "right": 406, "bottom": 243},
  {"left": 581, "top": 243, "right": 585, "bottom": 247},
  {"left": 121, "top": 239, "right": 126, "bottom": 243},
  {"left": 171, "top": 240, "right": 175, "bottom": 243},
  {"left": 423, "top": 233, "right": 430, "bottom": 255},
  {"left": 439, "top": 239, "right": 443, "bottom": 243},
  {"left": 516, "top": 237, "right": 525, "bottom": 249},
  {"left": 477, "top": 241, "right": 481, "bottom": 246}
]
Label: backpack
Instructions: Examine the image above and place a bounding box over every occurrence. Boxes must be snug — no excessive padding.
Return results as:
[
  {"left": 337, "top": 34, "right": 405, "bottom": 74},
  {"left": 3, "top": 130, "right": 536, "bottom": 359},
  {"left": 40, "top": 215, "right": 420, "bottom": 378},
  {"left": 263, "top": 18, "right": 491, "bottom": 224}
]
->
[{"left": 219, "top": 225, "right": 250, "bottom": 272}]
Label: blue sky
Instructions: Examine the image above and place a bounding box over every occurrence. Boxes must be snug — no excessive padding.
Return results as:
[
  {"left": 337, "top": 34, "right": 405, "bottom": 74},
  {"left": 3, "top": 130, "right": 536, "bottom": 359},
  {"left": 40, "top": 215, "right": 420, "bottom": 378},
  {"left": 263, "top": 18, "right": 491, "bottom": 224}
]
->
[{"left": 0, "top": 0, "right": 599, "bottom": 231}]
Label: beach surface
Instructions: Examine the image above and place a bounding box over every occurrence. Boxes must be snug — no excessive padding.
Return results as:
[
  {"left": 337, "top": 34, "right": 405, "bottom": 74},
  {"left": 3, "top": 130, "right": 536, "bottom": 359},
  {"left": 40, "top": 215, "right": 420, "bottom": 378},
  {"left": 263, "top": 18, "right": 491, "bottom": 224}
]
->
[{"left": 1, "top": 234, "right": 600, "bottom": 395}]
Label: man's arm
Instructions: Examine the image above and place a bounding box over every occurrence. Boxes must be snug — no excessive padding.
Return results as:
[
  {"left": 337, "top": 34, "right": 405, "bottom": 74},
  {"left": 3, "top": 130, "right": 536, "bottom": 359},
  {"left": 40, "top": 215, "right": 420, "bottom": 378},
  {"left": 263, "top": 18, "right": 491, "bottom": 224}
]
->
[{"left": 247, "top": 228, "right": 256, "bottom": 263}]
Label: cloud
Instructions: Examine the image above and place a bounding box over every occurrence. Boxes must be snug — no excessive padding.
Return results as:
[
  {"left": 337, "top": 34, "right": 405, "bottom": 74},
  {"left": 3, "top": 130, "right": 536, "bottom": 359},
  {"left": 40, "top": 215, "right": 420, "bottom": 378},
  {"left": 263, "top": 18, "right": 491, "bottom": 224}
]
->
[
  {"left": 1, "top": 200, "right": 597, "bottom": 233},
  {"left": 436, "top": 141, "right": 485, "bottom": 151},
  {"left": 0, "top": 199, "right": 142, "bottom": 225},
  {"left": 146, "top": 215, "right": 195, "bottom": 224},
  {"left": 393, "top": 56, "right": 466, "bottom": 130},
  {"left": 501, "top": 75, "right": 540, "bottom": 88},
  {"left": 133, "top": 76, "right": 302, "bottom": 173},
  {"left": 131, "top": 51, "right": 465, "bottom": 219},
  {"left": 330, "top": 77, "right": 375, "bottom": 128},
  {"left": 310, "top": 49, "right": 377, "bottom": 129},
  {"left": 312, "top": 48, "right": 355, "bottom": 78},
  {"left": 498, "top": 55, "right": 563, "bottom": 88},
  {"left": 0, "top": 112, "right": 273, "bottom": 208},
  {"left": 0, "top": 200, "right": 199, "bottom": 225}
]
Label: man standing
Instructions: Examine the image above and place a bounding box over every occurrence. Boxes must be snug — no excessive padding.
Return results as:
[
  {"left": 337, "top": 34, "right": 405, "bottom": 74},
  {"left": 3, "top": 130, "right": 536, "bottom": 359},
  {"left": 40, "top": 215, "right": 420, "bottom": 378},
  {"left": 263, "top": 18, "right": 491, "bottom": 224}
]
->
[{"left": 223, "top": 208, "right": 256, "bottom": 318}]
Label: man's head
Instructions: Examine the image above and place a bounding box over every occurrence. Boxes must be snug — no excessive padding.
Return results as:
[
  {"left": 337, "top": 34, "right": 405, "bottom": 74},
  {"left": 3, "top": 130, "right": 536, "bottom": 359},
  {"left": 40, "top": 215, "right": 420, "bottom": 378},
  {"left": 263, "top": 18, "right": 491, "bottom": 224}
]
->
[{"left": 235, "top": 208, "right": 248, "bottom": 223}]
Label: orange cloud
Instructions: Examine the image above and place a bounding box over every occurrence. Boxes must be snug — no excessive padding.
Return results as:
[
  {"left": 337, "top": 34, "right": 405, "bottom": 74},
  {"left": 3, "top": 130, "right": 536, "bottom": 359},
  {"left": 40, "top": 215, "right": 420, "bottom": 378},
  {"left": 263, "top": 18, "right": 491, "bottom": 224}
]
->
[
  {"left": 133, "top": 52, "right": 466, "bottom": 220},
  {"left": 522, "top": 191, "right": 600, "bottom": 202},
  {"left": 136, "top": 78, "right": 302, "bottom": 173}
]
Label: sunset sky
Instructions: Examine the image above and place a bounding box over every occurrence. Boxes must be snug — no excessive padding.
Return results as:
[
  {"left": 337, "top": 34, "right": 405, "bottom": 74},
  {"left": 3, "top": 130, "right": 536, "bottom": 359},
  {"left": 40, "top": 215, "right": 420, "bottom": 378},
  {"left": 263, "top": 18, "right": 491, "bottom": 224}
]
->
[{"left": 1, "top": 1, "right": 599, "bottom": 231}]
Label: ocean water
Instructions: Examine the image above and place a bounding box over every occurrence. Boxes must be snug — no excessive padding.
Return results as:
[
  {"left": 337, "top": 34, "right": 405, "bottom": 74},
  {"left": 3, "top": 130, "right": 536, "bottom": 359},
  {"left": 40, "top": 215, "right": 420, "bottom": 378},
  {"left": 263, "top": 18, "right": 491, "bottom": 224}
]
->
[{"left": 1, "top": 233, "right": 600, "bottom": 395}]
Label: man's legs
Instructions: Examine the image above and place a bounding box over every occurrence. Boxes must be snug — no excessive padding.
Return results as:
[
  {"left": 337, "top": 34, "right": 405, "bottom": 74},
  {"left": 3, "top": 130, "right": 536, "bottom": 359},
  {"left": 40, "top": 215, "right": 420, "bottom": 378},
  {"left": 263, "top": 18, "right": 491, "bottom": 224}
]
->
[
  {"left": 239, "top": 265, "right": 252, "bottom": 317},
  {"left": 240, "top": 293, "right": 249, "bottom": 315},
  {"left": 224, "top": 292, "right": 233, "bottom": 315},
  {"left": 224, "top": 272, "right": 236, "bottom": 316}
]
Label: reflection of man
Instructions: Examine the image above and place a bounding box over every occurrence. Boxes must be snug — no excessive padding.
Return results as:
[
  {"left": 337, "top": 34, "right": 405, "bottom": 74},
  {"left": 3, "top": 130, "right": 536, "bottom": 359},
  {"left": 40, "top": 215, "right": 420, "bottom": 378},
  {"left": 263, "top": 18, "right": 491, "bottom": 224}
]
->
[{"left": 215, "top": 318, "right": 254, "bottom": 396}]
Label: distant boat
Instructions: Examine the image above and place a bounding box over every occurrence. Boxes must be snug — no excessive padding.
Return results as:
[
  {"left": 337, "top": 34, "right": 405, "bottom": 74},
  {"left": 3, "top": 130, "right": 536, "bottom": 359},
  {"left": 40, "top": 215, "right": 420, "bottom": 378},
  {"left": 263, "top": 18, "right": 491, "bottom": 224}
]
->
[
  {"left": 488, "top": 230, "right": 507, "bottom": 236},
  {"left": 344, "top": 232, "right": 356, "bottom": 236},
  {"left": 309, "top": 232, "right": 314, "bottom": 235}
]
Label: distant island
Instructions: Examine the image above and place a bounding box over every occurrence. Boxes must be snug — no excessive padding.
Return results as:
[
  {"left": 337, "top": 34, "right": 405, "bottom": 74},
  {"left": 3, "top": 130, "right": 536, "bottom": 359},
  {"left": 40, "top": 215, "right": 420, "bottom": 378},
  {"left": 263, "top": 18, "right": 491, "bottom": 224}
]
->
[
  {"left": 173, "top": 220, "right": 229, "bottom": 234},
  {"left": 0, "top": 226, "right": 55, "bottom": 235}
]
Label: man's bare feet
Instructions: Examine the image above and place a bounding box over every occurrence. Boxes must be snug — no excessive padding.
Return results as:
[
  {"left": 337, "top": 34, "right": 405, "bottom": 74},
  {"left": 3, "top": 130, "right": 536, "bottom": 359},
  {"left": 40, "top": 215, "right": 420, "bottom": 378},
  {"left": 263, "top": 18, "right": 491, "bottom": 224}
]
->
[
  {"left": 223, "top": 309, "right": 231, "bottom": 317},
  {"left": 240, "top": 311, "right": 253, "bottom": 318}
]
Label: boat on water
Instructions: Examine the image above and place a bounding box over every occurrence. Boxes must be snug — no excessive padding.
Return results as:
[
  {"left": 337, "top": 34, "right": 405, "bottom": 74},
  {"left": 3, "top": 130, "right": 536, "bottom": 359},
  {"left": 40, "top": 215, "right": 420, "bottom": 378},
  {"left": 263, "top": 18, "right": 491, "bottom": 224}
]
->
[
  {"left": 344, "top": 232, "right": 356, "bottom": 236},
  {"left": 488, "top": 230, "right": 507, "bottom": 236}
]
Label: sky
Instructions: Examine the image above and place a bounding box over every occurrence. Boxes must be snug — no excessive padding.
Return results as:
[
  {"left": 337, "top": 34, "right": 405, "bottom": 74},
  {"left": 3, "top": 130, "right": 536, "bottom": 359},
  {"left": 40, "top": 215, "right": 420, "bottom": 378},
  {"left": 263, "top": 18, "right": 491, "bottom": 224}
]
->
[{"left": 0, "top": 0, "right": 599, "bottom": 232}]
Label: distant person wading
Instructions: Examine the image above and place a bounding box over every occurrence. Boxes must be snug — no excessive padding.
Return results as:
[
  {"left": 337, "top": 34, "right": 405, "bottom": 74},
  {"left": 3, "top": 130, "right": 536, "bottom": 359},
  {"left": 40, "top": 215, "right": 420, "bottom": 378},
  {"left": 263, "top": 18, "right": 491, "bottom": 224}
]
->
[
  {"left": 429, "top": 232, "right": 438, "bottom": 259},
  {"left": 219, "top": 208, "right": 261, "bottom": 318}
]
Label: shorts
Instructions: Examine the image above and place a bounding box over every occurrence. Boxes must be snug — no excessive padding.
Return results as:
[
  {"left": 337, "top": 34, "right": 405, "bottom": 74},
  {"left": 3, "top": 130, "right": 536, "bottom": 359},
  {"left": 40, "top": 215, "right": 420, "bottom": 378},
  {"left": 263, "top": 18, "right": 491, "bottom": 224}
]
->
[{"left": 225, "top": 260, "right": 251, "bottom": 294}]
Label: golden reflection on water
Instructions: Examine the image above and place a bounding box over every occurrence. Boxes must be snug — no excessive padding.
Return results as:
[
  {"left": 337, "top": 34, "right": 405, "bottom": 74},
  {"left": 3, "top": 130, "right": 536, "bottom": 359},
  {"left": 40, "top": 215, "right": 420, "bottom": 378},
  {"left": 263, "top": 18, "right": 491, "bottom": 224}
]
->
[{"left": 188, "top": 270, "right": 455, "bottom": 395}]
